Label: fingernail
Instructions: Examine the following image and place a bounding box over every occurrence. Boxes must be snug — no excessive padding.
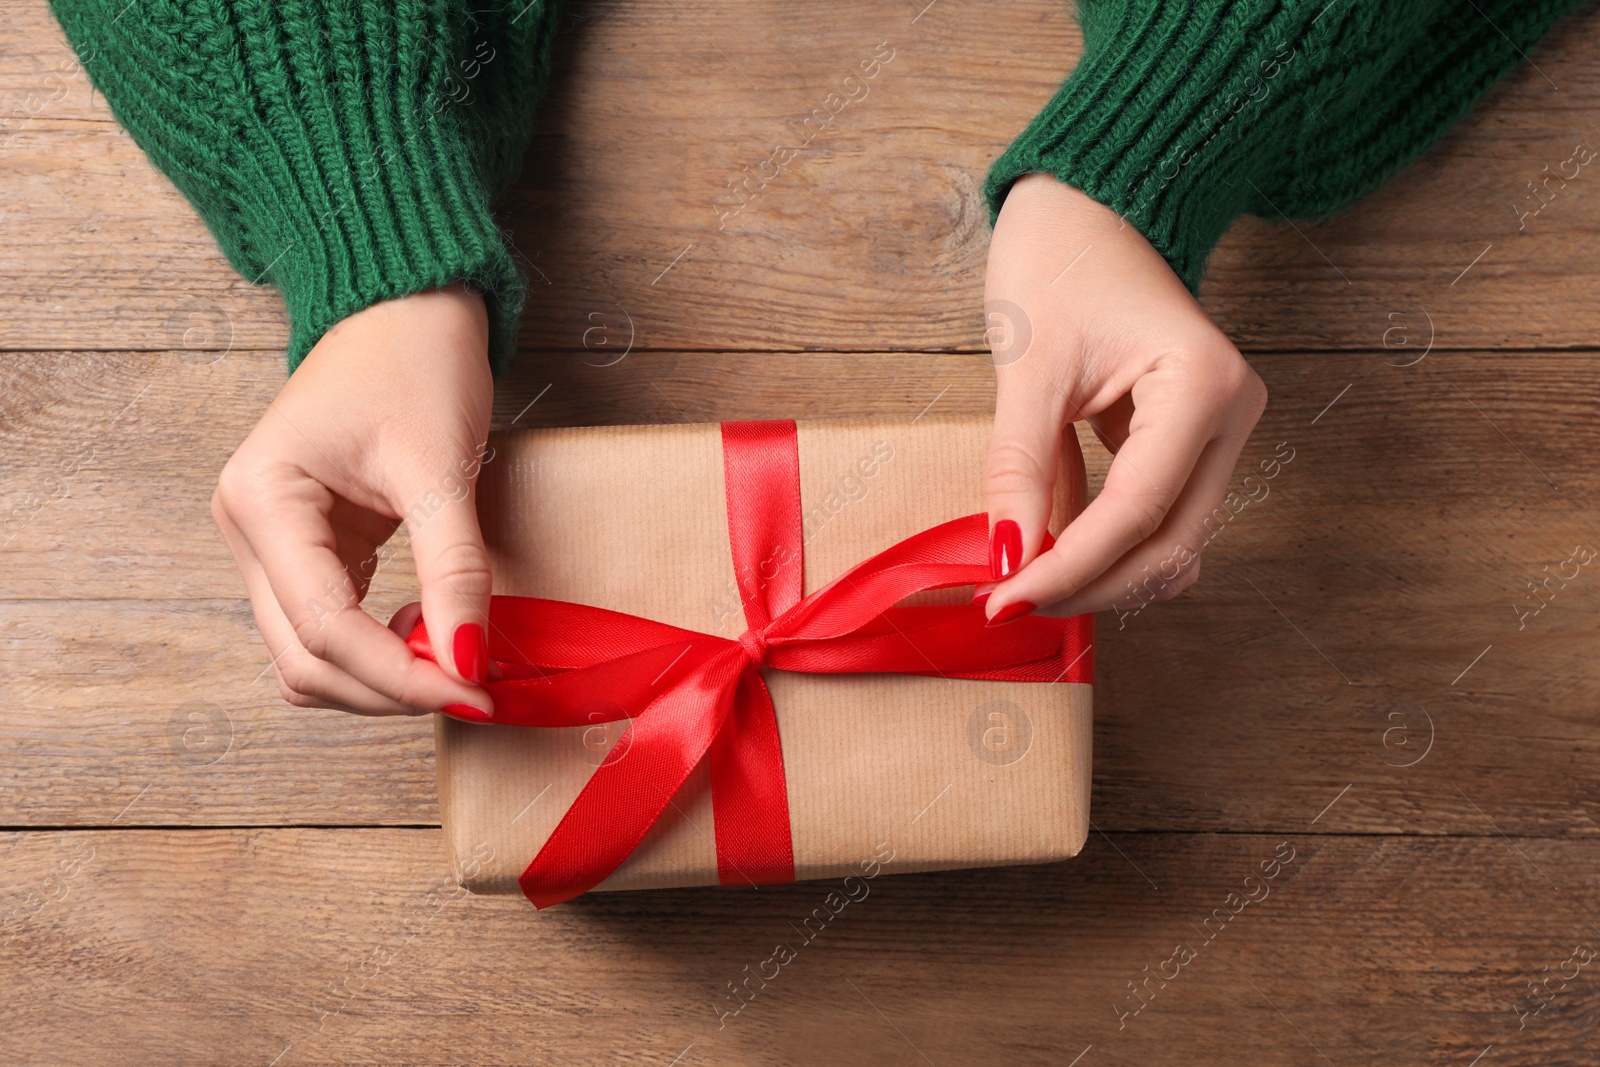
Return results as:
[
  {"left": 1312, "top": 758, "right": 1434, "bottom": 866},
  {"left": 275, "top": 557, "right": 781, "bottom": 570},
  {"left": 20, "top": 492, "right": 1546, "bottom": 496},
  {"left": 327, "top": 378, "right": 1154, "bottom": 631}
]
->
[
  {"left": 971, "top": 590, "right": 990, "bottom": 609},
  {"left": 443, "top": 703, "right": 493, "bottom": 724},
  {"left": 453, "top": 623, "right": 488, "bottom": 685},
  {"left": 986, "top": 600, "right": 1037, "bottom": 627},
  {"left": 990, "top": 519, "right": 1023, "bottom": 581},
  {"left": 1040, "top": 530, "right": 1056, "bottom": 552}
]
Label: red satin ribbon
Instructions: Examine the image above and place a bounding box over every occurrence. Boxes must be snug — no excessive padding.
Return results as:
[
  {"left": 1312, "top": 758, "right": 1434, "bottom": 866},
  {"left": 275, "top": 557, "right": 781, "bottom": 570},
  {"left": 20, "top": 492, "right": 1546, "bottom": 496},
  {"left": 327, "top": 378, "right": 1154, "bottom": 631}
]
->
[{"left": 407, "top": 419, "right": 1093, "bottom": 908}]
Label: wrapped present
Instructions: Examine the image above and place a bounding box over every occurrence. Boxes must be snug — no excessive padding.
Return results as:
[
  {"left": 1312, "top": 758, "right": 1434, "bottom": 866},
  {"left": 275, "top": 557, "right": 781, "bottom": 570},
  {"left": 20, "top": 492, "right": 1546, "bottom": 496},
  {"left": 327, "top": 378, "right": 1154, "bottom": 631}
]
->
[{"left": 408, "top": 415, "right": 1094, "bottom": 907}]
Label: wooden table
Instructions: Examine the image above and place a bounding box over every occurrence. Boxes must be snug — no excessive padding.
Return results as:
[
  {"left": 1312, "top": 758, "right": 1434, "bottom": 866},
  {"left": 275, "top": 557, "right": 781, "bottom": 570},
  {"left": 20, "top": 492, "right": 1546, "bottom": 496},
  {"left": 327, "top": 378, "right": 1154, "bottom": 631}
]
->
[{"left": 5, "top": 1, "right": 1600, "bottom": 1062}]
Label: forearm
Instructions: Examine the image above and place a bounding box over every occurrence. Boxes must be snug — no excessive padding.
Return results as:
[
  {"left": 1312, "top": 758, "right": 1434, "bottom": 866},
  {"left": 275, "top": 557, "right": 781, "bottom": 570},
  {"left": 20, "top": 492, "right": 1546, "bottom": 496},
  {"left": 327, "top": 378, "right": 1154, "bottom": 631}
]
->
[{"left": 48, "top": 0, "right": 561, "bottom": 374}]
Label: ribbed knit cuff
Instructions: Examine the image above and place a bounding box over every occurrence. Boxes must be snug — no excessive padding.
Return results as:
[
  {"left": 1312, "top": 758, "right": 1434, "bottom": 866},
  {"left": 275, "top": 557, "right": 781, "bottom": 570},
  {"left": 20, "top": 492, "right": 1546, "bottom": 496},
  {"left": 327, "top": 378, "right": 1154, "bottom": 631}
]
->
[
  {"left": 985, "top": 2, "right": 1313, "bottom": 292},
  {"left": 987, "top": 0, "right": 1583, "bottom": 292},
  {"left": 216, "top": 19, "right": 526, "bottom": 375},
  {"left": 235, "top": 122, "right": 526, "bottom": 378},
  {"left": 51, "top": 0, "right": 529, "bottom": 378}
]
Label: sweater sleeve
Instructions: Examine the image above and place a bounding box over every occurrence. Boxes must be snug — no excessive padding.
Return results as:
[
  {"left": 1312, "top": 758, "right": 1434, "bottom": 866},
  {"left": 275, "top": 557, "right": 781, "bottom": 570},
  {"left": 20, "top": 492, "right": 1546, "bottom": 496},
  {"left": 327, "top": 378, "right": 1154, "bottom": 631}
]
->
[
  {"left": 985, "top": 0, "right": 1583, "bottom": 292},
  {"left": 48, "top": 0, "right": 563, "bottom": 376}
]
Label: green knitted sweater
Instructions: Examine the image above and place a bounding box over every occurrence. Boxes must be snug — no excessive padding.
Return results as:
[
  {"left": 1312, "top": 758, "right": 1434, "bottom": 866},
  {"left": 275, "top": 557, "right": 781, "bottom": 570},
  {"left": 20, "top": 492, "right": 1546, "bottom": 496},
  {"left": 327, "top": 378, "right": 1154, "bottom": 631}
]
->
[
  {"left": 986, "top": 0, "right": 1583, "bottom": 288},
  {"left": 50, "top": 0, "right": 1581, "bottom": 374},
  {"left": 49, "top": 0, "right": 562, "bottom": 375}
]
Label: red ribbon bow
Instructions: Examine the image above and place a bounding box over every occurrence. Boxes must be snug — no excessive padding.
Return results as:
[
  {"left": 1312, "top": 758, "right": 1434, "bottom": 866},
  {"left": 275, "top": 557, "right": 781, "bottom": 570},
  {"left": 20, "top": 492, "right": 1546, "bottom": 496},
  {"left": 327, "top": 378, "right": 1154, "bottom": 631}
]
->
[{"left": 407, "top": 420, "right": 1093, "bottom": 908}]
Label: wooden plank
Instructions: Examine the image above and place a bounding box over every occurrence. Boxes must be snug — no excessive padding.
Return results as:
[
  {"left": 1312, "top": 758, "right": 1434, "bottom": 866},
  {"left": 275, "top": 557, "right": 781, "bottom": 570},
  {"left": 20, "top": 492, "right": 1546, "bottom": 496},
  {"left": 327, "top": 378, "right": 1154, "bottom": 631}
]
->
[
  {"left": 3, "top": 828, "right": 1598, "bottom": 1064},
  {"left": 3, "top": 2, "right": 1600, "bottom": 354},
  {"left": 4, "top": 581, "right": 1597, "bottom": 833},
  {"left": 7, "top": 348, "right": 1600, "bottom": 599},
  {"left": 5, "top": 351, "right": 1600, "bottom": 830},
  {"left": 0, "top": 598, "right": 442, "bottom": 827},
  {"left": 0, "top": 349, "right": 1006, "bottom": 600}
]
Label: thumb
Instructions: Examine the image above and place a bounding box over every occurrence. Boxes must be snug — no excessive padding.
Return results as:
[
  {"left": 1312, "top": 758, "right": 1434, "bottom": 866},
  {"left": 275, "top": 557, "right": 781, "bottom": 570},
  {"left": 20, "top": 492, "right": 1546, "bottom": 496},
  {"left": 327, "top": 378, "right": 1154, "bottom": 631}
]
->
[
  {"left": 398, "top": 460, "right": 495, "bottom": 700},
  {"left": 981, "top": 369, "right": 1069, "bottom": 620}
]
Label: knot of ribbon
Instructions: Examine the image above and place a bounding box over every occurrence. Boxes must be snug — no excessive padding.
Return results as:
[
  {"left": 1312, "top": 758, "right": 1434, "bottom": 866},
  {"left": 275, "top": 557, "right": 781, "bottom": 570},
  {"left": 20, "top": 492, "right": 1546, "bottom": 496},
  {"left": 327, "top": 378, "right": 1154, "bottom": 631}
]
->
[
  {"left": 406, "top": 419, "right": 1093, "bottom": 908},
  {"left": 737, "top": 627, "right": 771, "bottom": 668}
]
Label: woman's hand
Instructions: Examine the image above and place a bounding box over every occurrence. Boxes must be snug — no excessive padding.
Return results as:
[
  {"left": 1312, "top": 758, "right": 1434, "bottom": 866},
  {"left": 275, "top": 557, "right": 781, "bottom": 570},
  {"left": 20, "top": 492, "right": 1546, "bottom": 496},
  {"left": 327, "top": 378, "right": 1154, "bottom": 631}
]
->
[
  {"left": 212, "top": 285, "right": 498, "bottom": 720},
  {"left": 979, "top": 173, "right": 1267, "bottom": 624}
]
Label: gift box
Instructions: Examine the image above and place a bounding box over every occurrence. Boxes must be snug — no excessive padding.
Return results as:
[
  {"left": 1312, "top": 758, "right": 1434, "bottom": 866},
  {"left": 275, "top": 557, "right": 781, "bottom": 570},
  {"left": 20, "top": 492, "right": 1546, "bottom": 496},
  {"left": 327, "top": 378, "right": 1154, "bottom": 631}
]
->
[{"left": 415, "top": 414, "right": 1094, "bottom": 905}]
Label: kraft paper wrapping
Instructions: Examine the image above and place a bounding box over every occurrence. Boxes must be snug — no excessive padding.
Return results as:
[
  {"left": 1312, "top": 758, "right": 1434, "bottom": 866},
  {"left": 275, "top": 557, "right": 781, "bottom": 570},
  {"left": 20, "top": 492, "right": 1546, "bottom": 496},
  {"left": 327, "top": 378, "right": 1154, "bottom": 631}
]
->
[{"left": 437, "top": 414, "right": 1092, "bottom": 894}]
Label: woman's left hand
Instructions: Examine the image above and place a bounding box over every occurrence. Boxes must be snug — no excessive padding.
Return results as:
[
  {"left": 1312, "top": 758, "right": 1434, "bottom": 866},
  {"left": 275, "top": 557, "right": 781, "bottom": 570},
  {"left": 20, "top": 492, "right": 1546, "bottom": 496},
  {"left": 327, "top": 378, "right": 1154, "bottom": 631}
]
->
[{"left": 976, "top": 173, "right": 1268, "bottom": 624}]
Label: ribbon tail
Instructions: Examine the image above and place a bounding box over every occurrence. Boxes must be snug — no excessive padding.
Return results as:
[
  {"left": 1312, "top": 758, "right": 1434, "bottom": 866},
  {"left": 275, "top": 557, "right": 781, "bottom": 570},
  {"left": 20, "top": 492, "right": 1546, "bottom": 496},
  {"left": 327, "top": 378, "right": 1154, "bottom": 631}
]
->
[
  {"left": 518, "top": 643, "right": 747, "bottom": 908},
  {"left": 709, "top": 666, "right": 795, "bottom": 888}
]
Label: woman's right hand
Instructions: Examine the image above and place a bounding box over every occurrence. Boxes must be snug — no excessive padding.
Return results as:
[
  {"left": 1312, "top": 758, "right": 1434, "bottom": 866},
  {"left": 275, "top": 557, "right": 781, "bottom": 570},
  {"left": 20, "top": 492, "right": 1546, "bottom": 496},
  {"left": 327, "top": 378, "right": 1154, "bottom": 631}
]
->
[{"left": 211, "top": 285, "right": 499, "bottom": 721}]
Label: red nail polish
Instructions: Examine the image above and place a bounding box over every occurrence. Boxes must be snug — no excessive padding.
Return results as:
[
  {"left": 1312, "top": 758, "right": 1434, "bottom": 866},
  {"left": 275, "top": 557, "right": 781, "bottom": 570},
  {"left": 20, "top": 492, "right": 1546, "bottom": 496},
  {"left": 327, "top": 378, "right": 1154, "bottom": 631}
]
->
[
  {"left": 971, "top": 591, "right": 990, "bottom": 609},
  {"left": 986, "top": 600, "right": 1037, "bottom": 627},
  {"left": 443, "top": 703, "right": 493, "bottom": 724},
  {"left": 453, "top": 623, "right": 488, "bottom": 685},
  {"left": 1040, "top": 530, "right": 1056, "bottom": 552},
  {"left": 990, "top": 519, "right": 1023, "bottom": 581}
]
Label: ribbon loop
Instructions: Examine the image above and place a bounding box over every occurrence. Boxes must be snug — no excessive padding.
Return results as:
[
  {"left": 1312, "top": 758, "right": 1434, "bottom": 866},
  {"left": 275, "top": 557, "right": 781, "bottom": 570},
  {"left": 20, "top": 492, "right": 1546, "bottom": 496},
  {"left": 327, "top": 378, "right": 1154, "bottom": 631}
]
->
[{"left": 720, "top": 420, "right": 805, "bottom": 630}]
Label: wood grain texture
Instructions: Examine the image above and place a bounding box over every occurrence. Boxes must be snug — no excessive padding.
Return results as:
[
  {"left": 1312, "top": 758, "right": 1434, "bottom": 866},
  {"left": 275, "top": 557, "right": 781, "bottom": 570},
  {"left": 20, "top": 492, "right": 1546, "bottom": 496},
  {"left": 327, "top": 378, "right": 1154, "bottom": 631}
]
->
[
  {"left": 5, "top": 350, "right": 1600, "bottom": 835},
  {"left": 6, "top": 348, "right": 1600, "bottom": 598},
  {"left": 4, "top": 829, "right": 1599, "bottom": 1065},
  {"left": 4, "top": 1, "right": 1600, "bottom": 354}
]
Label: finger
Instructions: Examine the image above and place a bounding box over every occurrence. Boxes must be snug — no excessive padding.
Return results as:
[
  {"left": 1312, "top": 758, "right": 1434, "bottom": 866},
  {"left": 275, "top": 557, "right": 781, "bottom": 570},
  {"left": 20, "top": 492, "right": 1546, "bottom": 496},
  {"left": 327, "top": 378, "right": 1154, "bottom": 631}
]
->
[
  {"left": 997, "top": 443, "right": 1077, "bottom": 567},
  {"left": 213, "top": 500, "right": 433, "bottom": 716},
  {"left": 389, "top": 598, "right": 506, "bottom": 683},
  {"left": 1047, "top": 432, "right": 1246, "bottom": 619},
  {"left": 978, "top": 432, "right": 1081, "bottom": 609},
  {"left": 270, "top": 645, "right": 422, "bottom": 716},
  {"left": 392, "top": 454, "right": 494, "bottom": 688},
  {"left": 220, "top": 462, "right": 492, "bottom": 714},
  {"left": 261, "top": 571, "right": 485, "bottom": 719},
  {"left": 973, "top": 527, "right": 1058, "bottom": 606},
  {"left": 987, "top": 373, "right": 1218, "bottom": 619},
  {"left": 983, "top": 362, "right": 1070, "bottom": 605}
]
